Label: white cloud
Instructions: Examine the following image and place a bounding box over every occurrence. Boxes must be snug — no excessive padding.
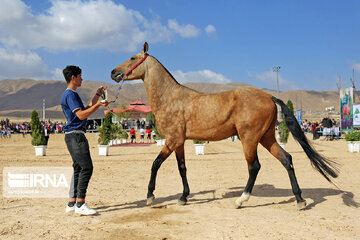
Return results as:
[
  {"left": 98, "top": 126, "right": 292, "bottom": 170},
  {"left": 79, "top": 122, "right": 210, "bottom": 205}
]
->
[
  {"left": 0, "top": 47, "right": 60, "bottom": 80},
  {"left": 167, "top": 19, "right": 200, "bottom": 38},
  {"left": 53, "top": 68, "right": 65, "bottom": 80},
  {"left": 0, "top": 0, "right": 201, "bottom": 52},
  {"left": 249, "top": 69, "right": 298, "bottom": 90},
  {"left": 172, "top": 69, "right": 231, "bottom": 84},
  {"left": 352, "top": 63, "right": 360, "bottom": 71},
  {"left": 205, "top": 24, "right": 216, "bottom": 38}
]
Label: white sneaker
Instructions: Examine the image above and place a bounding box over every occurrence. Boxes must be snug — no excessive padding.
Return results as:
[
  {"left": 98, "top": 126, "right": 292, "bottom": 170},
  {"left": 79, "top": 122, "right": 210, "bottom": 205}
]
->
[
  {"left": 65, "top": 205, "right": 75, "bottom": 213},
  {"left": 75, "top": 203, "right": 97, "bottom": 215}
]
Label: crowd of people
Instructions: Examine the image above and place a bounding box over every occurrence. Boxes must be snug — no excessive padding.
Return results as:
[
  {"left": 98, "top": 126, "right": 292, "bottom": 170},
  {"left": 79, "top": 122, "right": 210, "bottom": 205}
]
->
[
  {"left": 299, "top": 117, "right": 341, "bottom": 140},
  {"left": 0, "top": 118, "right": 66, "bottom": 138},
  {"left": 0, "top": 118, "right": 158, "bottom": 142},
  {"left": 2, "top": 116, "right": 342, "bottom": 142}
]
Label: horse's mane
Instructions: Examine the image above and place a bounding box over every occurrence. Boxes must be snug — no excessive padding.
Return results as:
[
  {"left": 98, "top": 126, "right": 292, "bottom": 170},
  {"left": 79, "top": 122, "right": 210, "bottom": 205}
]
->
[{"left": 151, "top": 56, "right": 181, "bottom": 86}]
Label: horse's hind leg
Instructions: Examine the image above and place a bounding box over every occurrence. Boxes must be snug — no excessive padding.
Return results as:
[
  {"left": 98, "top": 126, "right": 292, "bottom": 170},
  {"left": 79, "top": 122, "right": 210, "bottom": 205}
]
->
[
  {"left": 260, "top": 131, "right": 306, "bottom": 210},
  {"left": 175, "top": 144, "right": 190, "bottom": 205},
  {"left": 235, "top": 142, "right": 261, "bottom": 208}
]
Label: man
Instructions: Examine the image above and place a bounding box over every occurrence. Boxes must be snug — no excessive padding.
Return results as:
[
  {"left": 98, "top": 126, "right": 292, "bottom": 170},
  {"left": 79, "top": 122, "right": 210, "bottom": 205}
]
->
[
  {"left": 139, "top": 127, "right": 145, "bottom": 143},
  {"left": 146, "top": 127, "right": 151, "bottom": 143},
  {"left": 130, "top": 128, "right": 136, "bottom": 143},
  {"left": 61, "top": 65, "right": 108, "bottom": 215}
]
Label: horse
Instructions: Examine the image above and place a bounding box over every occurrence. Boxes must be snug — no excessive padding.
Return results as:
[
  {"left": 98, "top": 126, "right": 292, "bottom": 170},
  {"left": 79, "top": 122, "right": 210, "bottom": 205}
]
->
[{"left": 111, "top": 42, "right": 339, "bottom": 210}]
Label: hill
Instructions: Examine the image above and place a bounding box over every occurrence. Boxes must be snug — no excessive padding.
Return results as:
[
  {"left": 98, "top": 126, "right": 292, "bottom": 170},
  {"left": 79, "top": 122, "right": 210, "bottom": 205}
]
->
[{"left": 0, "top": 79, "right": 341, "bottom": 121}]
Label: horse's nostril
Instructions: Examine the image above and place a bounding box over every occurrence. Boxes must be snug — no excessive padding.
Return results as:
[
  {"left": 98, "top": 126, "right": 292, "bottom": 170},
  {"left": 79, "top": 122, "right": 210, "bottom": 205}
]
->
[{"left": 111, "top": 69, "right": 116, "bottom": 75}]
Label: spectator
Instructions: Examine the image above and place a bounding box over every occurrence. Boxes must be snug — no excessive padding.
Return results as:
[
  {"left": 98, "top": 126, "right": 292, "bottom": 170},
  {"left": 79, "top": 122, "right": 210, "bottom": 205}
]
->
[
  {"left": 139, "top": 127, "right": 145, "bottom": 143},
  {"left": 146, "top": 127, "right": 151, "bottom": 143},
  {"left": 130, "top": 128, "right": 136, "bottom": 143},
  {"left": 44, "top": 125, "right": 50, "bottom": 145},
  {"left": 311, "top": 122, "right": 318, "bottom": 140}
]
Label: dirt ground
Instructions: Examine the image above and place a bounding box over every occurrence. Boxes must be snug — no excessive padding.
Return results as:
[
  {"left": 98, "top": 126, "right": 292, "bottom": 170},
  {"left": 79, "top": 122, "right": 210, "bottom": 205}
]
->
[{"left": 0, "top": 133, "right": 359, "bottom": 240}]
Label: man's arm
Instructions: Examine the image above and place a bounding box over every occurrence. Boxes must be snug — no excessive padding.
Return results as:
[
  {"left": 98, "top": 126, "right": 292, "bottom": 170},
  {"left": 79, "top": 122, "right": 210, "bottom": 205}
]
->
[{"left": 75, "top": 101, "right": 108, "bottom": 120}]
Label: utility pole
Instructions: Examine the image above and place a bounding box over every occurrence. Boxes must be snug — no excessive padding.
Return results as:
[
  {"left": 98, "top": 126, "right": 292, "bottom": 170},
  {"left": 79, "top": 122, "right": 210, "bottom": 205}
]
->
[
  {"left": 273, "top": 66, "right": 281, "bottom": 120},
  {"left": 353, "top": 68, "right": 355, "bottom": 86},
  {"left": 273, "top": 66, "right": 281, "bottom": 98},
  {"left": 336, "top": 75, "right": 341, "bottom": 92},
  {"left": 42, "top": 99, "right": 45, "bottom": 121}
]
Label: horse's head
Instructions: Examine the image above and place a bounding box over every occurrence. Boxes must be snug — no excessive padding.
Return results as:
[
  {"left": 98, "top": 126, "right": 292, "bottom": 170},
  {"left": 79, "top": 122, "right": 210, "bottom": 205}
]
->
[{"left": 111, "top": 42, "right": 149, "bottom": 83}]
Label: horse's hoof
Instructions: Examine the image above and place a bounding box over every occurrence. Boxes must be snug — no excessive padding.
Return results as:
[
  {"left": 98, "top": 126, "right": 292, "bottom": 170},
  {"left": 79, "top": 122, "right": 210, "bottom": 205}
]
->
[
  {"left": 147, "top": 195, "right": 155, "bottom": 205},
  {"left": 297, "top": 200, "right": 307, "bottom": 210},
  {"left": 234, "top": 199, "right": 242, "bottom": 209},
  {"left": 178, "top": 199, "right": 187, "bottom": 205}
]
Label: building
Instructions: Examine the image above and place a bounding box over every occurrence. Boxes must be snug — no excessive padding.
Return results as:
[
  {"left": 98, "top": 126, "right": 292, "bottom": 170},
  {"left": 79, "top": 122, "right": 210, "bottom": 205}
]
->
[{"left": 104, "top": 100, "right": 152, "bottom": 129}]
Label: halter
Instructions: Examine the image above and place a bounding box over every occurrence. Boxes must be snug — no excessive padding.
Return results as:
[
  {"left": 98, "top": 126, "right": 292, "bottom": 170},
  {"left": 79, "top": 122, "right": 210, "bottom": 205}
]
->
[
  {"left": 125, "top": 53, "right": 149, "bottom": 76},
  {"left": 106, "top": 54, "right": 149, "bottom": 105}
]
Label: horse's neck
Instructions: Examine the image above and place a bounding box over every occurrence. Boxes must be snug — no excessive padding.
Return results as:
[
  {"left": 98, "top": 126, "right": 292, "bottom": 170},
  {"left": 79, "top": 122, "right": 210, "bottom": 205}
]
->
[{"left": 143, "top": 57, "right": 196, "bottom": 113}]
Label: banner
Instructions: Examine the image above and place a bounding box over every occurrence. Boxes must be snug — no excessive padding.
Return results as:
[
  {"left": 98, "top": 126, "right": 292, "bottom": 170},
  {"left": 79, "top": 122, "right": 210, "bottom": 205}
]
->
[
  {"left": 340, "top": 87, "right": 353, "bottom": 130},
  {"left": 353, "top": 104, "right": 360, "bottom": 127},
  {"left": 296, "top": 110, "right": 302, "bottom": 126}
]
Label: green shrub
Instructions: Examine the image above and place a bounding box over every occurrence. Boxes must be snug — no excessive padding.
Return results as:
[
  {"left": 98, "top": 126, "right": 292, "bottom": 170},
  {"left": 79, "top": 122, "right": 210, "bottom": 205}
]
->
[
  {"left": 193, "top": 140, "right": 205, "bottom": 144},
  {"left": 120, "top": 130, "right": 128, "bottom": 139},
  {"left": 345, "top": 131, "right": 360, "bottom": 142},
  {"left": 113, "top": 123, "right": 128, "bottom": 139},
  {"left": 279, "top": 99, "right": 294, "bottom": 144},
  {"left": 279, "top": 121, "right": 289, "bottom": 143},
  {"left": 30, "top": 110, "right": 46, "bottom": 146},
  {"left": 98, "top": 111, "right": 115, "bottom": 145}
]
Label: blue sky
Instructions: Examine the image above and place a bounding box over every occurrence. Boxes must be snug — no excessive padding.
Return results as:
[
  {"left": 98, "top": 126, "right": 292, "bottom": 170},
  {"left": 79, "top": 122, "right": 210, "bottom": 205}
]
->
[{"left": 1, "top": 0, "right": 359, "bottom": 91}]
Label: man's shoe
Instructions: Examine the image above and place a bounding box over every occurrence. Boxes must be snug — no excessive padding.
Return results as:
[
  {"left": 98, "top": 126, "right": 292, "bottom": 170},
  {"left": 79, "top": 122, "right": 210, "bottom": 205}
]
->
[
  {"left": 75, "top": 203, "right": 97, "bottom": 215},
  {"left": 65, "top": 205, "right": 75, "bottom": 213}
]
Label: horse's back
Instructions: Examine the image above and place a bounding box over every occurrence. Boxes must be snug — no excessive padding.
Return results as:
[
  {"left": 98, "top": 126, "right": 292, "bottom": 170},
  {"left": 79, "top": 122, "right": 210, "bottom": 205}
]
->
[{"left": 182, "top": 87, "right": 276, "bottom": 141}]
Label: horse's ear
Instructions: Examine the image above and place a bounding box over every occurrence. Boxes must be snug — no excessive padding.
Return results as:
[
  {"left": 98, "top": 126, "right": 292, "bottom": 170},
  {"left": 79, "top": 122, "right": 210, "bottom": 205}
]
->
[{"left": 143, "top": 42, "right": 149, "bottom": 54}]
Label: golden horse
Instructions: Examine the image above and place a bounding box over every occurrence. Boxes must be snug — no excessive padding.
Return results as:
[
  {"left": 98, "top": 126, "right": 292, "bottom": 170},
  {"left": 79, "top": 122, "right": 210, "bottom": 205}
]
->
[{"left": 111, "top": 42, "right": 338, "bottom": 210}]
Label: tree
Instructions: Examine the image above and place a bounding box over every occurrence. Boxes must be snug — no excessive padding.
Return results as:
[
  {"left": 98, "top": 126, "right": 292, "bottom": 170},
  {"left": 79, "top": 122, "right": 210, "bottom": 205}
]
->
[
  {"left": 279, "top": 100, "right": 294, "bottom": 144},
  {"left": 30, "top": 110, "right": 46, "bottom": 146},
  {"left": 97, "top": 111, "right": 116, "bottom": 145}
]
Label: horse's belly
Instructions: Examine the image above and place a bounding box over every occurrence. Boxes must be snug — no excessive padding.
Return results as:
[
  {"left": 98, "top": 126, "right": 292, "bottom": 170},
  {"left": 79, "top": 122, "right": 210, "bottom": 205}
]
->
[{"left": 186, "top": 122, "right": 237, "bottom": 141}]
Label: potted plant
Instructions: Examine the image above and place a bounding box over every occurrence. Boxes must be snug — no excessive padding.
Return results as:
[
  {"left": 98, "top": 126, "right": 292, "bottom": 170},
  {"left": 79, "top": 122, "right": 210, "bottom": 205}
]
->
[
  {"left": 278, "top": 120, "right": 289, "bottom": 149},
  {"left": 345, "top": 131, "right": 360, "bottom": 152},
  {"left": 30, "top": 110, "right": 47, "bottom": 156},
  {"left": 114, "top": 124, "right": 128, "bottom": 144},
  {"left": 97, "top": 111, "right": 114, "bottom": 156},
  {"left": 278, "top": 100, "right": 293, "bottom": 149},
  {"left": 120, "top": 130, "right": 128, "bottom": 143},
  {"left": 193, "top": 139, "right": 206, "bottom": 155}
]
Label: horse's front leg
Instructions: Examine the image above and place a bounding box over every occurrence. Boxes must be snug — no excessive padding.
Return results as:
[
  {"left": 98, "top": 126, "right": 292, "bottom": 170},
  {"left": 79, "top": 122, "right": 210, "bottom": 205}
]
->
[
  {"left": 146, "top": 145, "right": 173, "bottom": 205},
  {"left": 175, "top": 144, "right": 190, "bottom": 205}
]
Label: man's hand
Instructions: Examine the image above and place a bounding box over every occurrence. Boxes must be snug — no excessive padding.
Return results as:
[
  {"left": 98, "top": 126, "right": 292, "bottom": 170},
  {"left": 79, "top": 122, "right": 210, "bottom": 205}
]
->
[
  {"left": 96, "top": 86, "right": 107, "bottom": 96},
  {"left": 99, "top": 100, "right": 109, "bottom": 107}
]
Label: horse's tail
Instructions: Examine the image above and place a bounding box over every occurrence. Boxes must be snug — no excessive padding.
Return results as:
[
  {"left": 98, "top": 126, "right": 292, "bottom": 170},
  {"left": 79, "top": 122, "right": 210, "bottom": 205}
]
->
[{"left": 272, "top": 96, "right": 339, "bottom": 183}]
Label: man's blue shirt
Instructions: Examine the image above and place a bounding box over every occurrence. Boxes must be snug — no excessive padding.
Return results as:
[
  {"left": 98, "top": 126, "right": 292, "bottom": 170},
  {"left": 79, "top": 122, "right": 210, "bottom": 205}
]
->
[{"left": 61, "top": 89, "right": 87, "bottom": 132}]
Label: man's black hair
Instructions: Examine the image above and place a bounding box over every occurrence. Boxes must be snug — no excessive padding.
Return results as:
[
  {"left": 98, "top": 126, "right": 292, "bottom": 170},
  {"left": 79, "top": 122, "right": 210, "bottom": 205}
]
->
[{"left": 63, "top": 65, "right": 82, "bottom": 84}]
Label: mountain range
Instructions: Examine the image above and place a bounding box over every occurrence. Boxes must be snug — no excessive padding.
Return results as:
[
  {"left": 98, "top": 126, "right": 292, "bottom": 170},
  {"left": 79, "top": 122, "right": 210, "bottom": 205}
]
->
[{"left": 0, "top": 78, "right": 341, "bottom": 121}]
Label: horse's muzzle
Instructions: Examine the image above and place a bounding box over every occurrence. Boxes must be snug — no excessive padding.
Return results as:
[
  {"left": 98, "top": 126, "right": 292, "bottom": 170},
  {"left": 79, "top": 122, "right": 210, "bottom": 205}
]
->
[{"left": 111, "top": 69, "right": 124, "bottom": 83}]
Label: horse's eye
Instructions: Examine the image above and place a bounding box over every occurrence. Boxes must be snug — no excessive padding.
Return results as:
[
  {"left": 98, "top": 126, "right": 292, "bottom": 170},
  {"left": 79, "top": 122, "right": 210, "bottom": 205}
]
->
[{"left": 130, "top": 57, "right": 136, "bottom": 60}]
